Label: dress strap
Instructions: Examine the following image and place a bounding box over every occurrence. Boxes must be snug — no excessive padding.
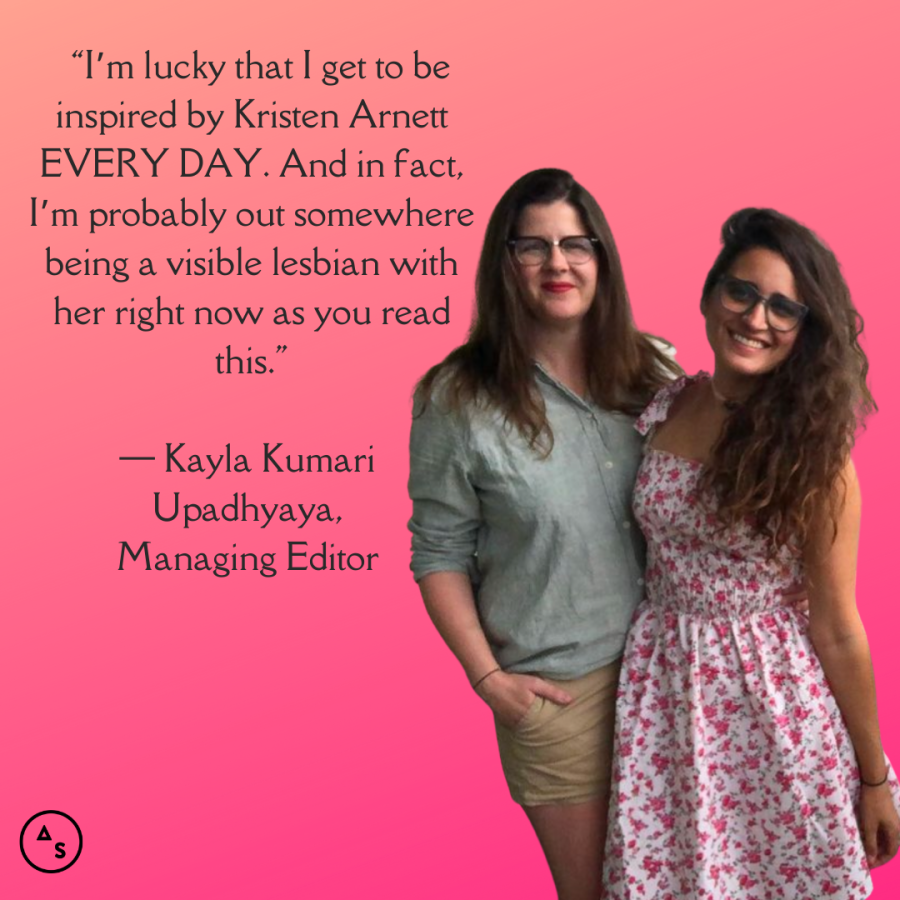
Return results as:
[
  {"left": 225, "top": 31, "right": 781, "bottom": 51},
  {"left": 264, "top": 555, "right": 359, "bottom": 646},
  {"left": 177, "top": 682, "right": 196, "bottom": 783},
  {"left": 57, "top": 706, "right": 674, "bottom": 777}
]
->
[{"left": 635, "top": 372, "right": 710, "bottom": 437}]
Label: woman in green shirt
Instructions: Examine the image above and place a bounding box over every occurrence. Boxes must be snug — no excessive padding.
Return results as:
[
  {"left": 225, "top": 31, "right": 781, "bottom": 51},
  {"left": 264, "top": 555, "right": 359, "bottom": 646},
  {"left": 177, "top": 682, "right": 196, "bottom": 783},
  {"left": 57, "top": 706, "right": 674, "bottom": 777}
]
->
[{"left": 409, "top": 168, "right": 677, "bottom": 899}]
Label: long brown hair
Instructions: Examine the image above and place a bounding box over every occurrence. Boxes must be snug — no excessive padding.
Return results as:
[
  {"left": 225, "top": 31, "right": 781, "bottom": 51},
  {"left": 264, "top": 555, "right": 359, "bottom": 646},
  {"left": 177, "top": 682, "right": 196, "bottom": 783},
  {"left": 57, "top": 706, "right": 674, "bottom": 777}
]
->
[
  {"left": 417, "top": 168, "right": 679, "bottom": 448},
  {"left": 698, "top": 208, "right": 875, "bottom": 550}
]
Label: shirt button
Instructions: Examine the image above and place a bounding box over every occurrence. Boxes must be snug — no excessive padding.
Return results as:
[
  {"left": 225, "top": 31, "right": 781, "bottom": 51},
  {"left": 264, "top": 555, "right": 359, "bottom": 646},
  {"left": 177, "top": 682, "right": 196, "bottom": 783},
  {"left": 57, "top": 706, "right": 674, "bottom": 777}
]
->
[
  {"left": 637, "top": 577, "right": 645, "bottom": 586},
  {"left": 604, "top": 461, "right": 614, "bottom": 469},
  {"left": 623, "top": 521, "right": 631, "bottom": 530}
]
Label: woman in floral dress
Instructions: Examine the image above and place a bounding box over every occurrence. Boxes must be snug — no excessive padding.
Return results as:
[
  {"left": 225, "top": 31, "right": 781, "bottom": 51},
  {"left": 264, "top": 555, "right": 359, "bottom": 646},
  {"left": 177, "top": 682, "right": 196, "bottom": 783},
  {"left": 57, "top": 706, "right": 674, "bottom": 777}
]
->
[
  {"left": 410, "top": 169, "right": 679, "bottom": 900},
  {"left": 603, "top": 209, "right": 900, "bottom": 899}
]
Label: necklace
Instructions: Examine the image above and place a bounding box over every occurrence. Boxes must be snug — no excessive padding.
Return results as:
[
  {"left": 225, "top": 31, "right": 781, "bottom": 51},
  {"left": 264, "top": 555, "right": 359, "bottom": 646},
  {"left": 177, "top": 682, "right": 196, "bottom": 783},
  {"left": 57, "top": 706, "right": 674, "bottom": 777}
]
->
[{"left": 710, "top": 379, "right": 741, "bottom": 411}]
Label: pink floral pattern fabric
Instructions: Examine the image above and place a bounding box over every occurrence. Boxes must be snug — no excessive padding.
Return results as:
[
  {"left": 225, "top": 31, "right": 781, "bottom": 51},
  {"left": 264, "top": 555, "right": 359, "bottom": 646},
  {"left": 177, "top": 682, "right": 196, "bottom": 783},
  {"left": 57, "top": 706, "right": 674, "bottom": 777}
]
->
[{"left": 603, "top": 374, "right": 899, "bottom": 900}]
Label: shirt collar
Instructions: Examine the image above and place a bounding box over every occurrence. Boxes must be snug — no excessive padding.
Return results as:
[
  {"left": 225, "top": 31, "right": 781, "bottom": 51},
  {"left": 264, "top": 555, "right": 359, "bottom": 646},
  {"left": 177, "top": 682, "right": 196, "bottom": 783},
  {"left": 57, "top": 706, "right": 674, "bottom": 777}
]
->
[{"left": 533, "top": 361, "right": 594, "bottom": 411}]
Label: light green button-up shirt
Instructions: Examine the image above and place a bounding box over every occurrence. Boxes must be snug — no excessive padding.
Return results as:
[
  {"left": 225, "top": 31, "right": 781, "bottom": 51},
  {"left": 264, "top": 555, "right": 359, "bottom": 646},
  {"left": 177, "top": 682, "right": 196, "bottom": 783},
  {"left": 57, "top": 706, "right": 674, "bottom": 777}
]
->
[{"left": 408, "top": 365, "right": 647, "bottom": 679}]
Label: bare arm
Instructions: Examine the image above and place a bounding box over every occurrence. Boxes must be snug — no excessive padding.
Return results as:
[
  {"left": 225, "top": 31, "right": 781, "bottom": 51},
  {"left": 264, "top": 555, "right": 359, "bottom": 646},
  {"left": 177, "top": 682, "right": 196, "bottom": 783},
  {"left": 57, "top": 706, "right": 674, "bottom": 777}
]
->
[
  {"left": 805, "top": 461, "right": 900, "bottom": 867},
  {"left": 419, "top": 571, "right": 572, "bottom": 729}
]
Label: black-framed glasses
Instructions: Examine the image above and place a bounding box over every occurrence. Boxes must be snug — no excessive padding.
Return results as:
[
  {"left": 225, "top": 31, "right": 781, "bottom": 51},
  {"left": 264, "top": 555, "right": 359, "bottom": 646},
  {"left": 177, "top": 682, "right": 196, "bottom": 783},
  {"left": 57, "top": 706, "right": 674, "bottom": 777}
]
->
[
  {"left": 717, "top": 275, "right": 808, "bottom": 333},
  {"left": 507, "top": 236, "right": 599, "bottom": 266}
]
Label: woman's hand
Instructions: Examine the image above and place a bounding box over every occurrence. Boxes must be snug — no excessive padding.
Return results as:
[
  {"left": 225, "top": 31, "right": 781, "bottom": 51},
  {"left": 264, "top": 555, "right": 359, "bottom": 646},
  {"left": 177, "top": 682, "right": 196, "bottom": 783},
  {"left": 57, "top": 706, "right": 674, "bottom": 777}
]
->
[
  {"left": 781, "top": 584, "right": 809, "bottom": 616},
  {"left": 474, "top": 670, "right": 572, "bottom": 730},
  {"left": 858, "top": 783, "right": 900, "bottom": 868}
]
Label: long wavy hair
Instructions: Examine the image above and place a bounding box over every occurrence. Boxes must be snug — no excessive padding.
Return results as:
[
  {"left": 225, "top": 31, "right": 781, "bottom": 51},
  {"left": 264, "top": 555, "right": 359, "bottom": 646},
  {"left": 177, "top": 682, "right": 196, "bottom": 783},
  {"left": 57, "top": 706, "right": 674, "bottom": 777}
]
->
[
  {"left": 417, "top": 168, "right": 679, "bottom": 448},
  {"left": 698, "top": 208, "right": 875, "bottom": 551}
]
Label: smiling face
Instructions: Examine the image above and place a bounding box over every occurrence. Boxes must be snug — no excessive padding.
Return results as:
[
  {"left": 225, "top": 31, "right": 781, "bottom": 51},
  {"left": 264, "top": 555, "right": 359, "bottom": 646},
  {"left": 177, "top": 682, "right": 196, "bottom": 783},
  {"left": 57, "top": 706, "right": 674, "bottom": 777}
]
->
[
  {"left": 704, "top": 246, "right": 804, "bottom": 394},
  {"left": 513, "top": 201, "right": 599, "bottom": 333}
]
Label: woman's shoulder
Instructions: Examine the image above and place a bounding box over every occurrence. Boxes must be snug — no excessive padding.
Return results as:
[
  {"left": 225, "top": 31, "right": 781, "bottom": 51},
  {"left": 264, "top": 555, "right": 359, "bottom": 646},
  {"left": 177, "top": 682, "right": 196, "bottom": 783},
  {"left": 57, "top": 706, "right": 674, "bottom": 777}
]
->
[
  {"left": 412, "top": 365, "right": 506, "bottom": 445},
  {"left": 413, "top": 365, "right": 455, "bottom": 413},
  {"left": 645, "top": 334, "right": 678, "bottom": 361},
  {"left": 635, "top": 372, "right": 710, "bottom": 437}
]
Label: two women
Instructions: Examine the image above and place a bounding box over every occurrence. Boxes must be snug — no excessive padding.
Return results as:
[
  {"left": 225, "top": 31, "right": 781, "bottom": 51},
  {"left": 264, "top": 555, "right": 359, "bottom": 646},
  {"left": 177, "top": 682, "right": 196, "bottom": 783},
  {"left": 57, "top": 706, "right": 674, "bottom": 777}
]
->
[{"left": 409, "top": 169, "right": 899, "bottom": 898}]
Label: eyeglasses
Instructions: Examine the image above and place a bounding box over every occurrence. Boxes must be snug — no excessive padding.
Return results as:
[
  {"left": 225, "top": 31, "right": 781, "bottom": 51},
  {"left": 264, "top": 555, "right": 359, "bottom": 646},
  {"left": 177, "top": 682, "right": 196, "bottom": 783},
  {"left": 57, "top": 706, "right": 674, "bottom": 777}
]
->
[
  {"left": 717, "top": 275, "right": 809, "bottom": 332},
  {"left": 507, "top": 236, "right": 599, "bottom": 266}
]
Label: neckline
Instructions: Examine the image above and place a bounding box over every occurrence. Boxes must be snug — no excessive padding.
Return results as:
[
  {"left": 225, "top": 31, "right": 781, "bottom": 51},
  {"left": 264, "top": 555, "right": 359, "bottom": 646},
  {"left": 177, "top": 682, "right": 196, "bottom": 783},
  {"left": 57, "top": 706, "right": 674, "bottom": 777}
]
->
[
  {"left": 644, "top": 373, "right": 711, "bottom": 467},
  {"left": 645, "top": 444, "right": 705, "bottom": 468}
]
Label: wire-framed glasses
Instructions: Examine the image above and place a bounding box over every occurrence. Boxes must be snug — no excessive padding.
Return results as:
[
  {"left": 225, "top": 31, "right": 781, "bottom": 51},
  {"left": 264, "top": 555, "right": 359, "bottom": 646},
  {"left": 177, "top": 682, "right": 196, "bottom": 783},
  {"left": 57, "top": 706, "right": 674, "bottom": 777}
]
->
[{"left": 507, "top": 236, "right": 599, "bottom": 266}]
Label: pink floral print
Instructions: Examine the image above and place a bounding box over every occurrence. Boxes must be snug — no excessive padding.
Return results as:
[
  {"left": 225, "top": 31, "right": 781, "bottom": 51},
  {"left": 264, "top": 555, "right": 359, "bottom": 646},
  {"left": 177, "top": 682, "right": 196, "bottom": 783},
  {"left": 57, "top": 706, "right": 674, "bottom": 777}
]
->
[{"left": 603, "top": 375, "right": 899, "bottom": 900}]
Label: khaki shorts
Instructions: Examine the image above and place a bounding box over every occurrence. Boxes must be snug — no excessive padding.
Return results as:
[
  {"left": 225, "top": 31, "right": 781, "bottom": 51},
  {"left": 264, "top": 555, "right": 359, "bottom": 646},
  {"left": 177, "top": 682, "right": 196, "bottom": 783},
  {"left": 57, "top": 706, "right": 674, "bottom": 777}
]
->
[{"left": 494, "top": 659, "right": 621, "bottom": 807}]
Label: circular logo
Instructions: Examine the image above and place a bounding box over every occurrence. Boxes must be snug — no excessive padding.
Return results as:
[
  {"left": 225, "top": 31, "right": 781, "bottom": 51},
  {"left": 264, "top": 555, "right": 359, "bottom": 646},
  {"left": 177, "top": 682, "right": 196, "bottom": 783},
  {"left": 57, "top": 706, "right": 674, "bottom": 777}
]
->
[{"left": 20, "top": 811, "right": 83, "bottom": 873}]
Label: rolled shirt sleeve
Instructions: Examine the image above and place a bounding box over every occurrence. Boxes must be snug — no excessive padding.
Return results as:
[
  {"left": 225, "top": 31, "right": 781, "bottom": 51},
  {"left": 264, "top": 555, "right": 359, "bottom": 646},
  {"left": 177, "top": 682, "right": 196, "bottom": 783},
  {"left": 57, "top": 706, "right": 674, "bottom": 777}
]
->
[{"left": 408, "top": 394, "right": 481, "bottom": 582}]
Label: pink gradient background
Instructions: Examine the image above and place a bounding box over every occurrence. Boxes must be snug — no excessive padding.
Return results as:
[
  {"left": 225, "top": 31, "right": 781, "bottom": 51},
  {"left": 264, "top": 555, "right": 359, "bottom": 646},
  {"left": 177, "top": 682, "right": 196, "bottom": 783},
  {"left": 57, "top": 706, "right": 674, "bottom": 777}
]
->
[{"left": 2, "top": 1, "right": 898, "bottom": 896}]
